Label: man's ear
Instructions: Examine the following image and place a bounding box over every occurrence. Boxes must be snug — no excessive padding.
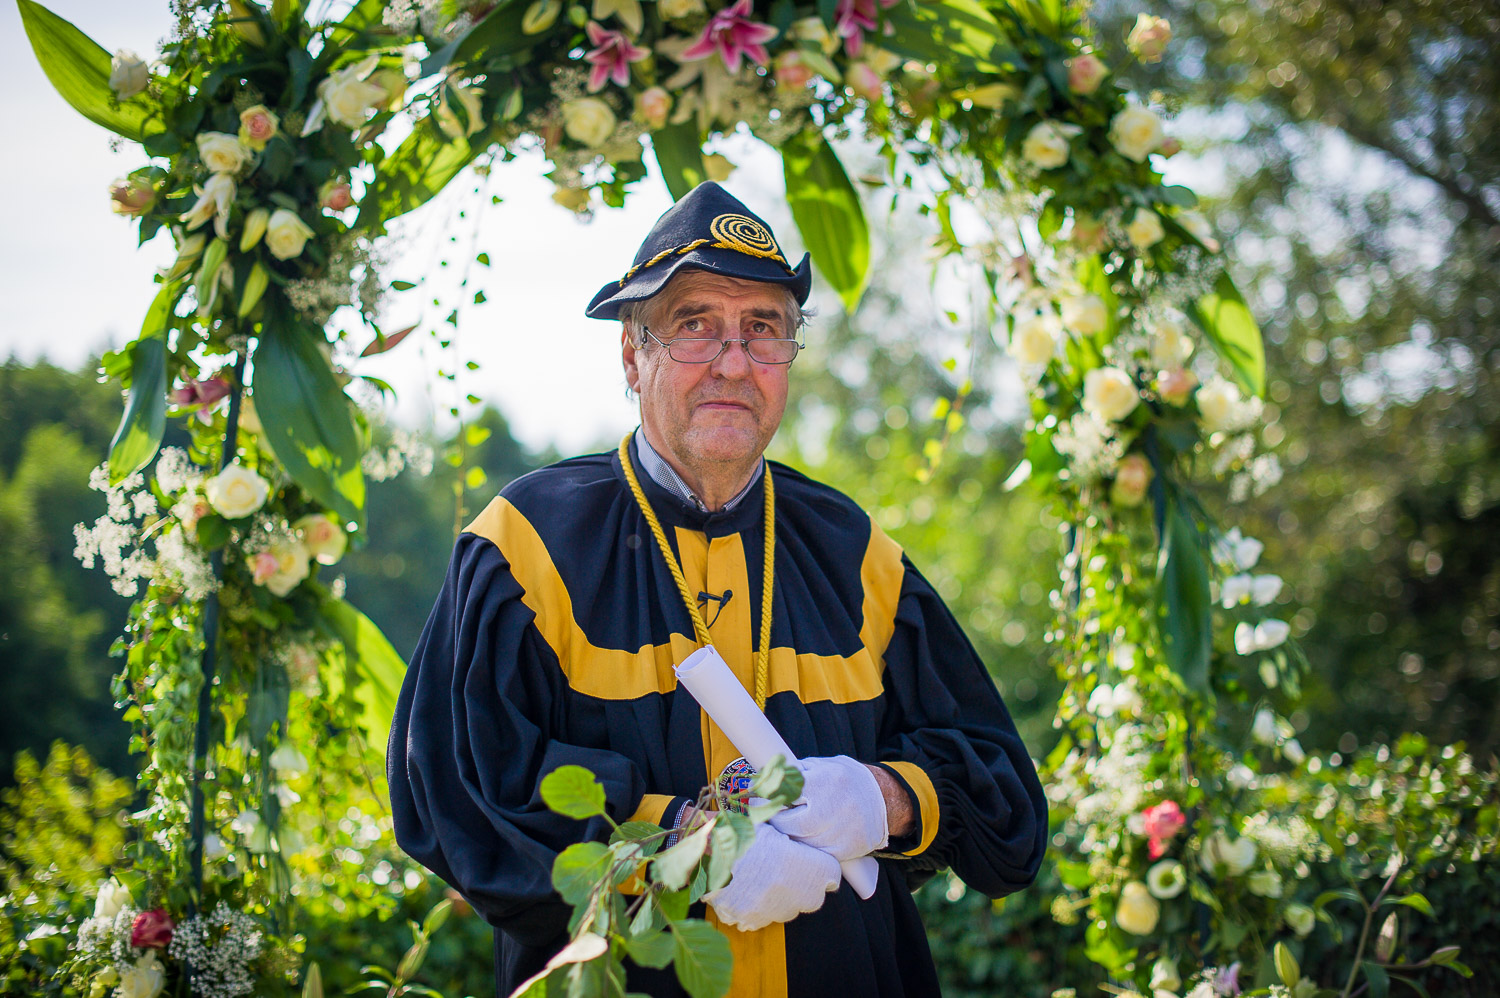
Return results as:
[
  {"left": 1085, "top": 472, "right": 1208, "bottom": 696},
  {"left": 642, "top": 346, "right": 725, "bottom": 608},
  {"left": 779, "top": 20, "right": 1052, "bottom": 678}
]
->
[{"left": 621, "top": 323, "right": 642, "bottom": 393}]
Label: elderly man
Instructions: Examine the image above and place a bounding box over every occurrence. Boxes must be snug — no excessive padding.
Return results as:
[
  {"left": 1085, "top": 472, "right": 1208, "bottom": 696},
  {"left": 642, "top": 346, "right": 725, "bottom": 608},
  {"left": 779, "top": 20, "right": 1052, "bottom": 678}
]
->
[{"left": 389, "top": 182, "right": 1046, "bottom": 998}]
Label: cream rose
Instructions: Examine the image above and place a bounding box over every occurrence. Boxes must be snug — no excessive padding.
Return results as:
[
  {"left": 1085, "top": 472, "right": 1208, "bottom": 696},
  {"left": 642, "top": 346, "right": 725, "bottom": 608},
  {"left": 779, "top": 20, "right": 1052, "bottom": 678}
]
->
[
  {"left": 659, "top": 0, "right": 706, "bottom": 18},
  {"left": 204, "top": 461, "right": 269, "bottom": 519},
  {"left": 1115, "top": 881, "right": 1160, "bottom": 935},
  {"left": 1127, "top": 14, "right": 1172, "bottom": 63},
  {"left": 1199, "top": 830, "right": 1258, "bottom": 876},
  {"left": 561, "top": 97, "right": 618, "bottom": 147},
  {"left": 317, "top": 57, "right": 388, "bottom": 129},
  {"left": 118, "top": 951, "right": 165, "bottom": 998},
  {"left": 1066, "top": 53, "right": 1107, "bottom": 94},
  {"left": 265, "top": 208, "right": 315, "bottom": 261},
  {"left": 294, "top": 512, "right": 347, "bottom": 565},
  {"left": 196, "top": 131, "right": 252, "bottom": 175},
  {"left": 1007, "top": 310, "right": 1060, "bottom": 367},
  {"left": 259, "top": 536, "right": 311, "bottom": 597},
  {"left": 1127, "top": 208, "right": 1166, "bottom": 250},
  {"left": 1197, "top": 377, "right": 1260, "bottom": 433},
  {"left": 1146, "top": 859, "right": 1187, "bottom": 899},
  {"left": 1060, "top": 293, "right": 1107, "bottom": 335},
  {"left": 1110, "top": 105, "right": 1164, "bottom": 163},
  {"left": 1083, "top": 366, "right": 1140, "bottom": 422},
  {"left": 1284, "top": 902, "right": 1316, "bottom": 938},
  {"left": 635, "top": 86, "right": 673, "bottom": 129},
  {"left": 237, "top": 104, "right": 279, "bottom": 150},
  {"left": 94, "top": 878, "right": 131, "bottom": 920},
  {"left": 1149, "top": 311, "right": 1194, "bottom": 368},
  {"left": 1022, "top": 121, "right": 1078, "bottom": 170},
  {"left": 110, "top": 50, "right": 150, "bottom": 100}
]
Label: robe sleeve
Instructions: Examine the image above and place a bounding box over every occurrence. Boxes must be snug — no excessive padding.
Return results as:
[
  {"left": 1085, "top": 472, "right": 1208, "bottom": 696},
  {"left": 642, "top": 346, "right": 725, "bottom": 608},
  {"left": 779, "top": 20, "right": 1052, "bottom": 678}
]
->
[
  {"left": 387, "top": 531, "right": 654, "bottom": 945},
  {"left": 874, "top": 557, "right": 1049, "bottom": 898}
]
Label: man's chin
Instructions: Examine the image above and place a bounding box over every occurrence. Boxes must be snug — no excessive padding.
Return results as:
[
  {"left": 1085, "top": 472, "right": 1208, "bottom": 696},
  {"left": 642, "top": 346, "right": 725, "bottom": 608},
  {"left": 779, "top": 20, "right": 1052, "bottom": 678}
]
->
[{"left": 682, "top": 425, "right": 768, "bottom": 465}]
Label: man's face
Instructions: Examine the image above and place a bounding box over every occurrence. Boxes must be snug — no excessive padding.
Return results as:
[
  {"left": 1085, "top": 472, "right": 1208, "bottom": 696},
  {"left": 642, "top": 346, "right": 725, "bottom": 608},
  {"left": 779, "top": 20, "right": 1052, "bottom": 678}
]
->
[{"left": 622, "top": 270, "right": 794, "bottom": 478}]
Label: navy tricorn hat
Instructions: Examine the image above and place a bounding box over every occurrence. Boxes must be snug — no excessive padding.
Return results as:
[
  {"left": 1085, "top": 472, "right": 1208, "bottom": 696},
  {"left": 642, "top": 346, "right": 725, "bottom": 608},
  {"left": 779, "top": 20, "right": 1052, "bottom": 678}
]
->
[{"left": 585, "top": 181, "right": 812, "bottom": 320}]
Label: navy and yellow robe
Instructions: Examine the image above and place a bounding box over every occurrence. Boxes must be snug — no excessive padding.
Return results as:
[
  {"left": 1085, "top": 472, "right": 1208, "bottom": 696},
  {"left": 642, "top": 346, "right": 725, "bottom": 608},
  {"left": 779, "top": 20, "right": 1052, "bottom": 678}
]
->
[{"left": 388, "top": 437, "right": 1047, "bottom": 997}]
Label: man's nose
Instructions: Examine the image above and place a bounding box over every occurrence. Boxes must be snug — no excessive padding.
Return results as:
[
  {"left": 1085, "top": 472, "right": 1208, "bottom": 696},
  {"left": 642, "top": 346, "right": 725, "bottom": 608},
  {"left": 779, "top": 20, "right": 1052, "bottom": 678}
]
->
[{"left": 709, "top": 337, "right": 753, "bottom": 376}]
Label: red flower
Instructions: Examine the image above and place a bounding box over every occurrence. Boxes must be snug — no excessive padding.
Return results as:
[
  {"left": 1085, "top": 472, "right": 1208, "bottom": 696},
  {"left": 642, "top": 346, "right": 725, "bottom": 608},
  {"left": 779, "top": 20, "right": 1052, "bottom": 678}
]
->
[
  {"left": 169, "top": 375, "right": 232, "bottom": 424},
  {"left": 680, "top": 0, "right": 779, "bottom": 73},
  {"left": 1142, "top": 800, "right": 1186, "bottom": 859},
  {"left": 583, "top": 21, "right": 649, "bottom": 92},
  {"left": 130, "top": 908, "right": 175, "bottom": 949}
]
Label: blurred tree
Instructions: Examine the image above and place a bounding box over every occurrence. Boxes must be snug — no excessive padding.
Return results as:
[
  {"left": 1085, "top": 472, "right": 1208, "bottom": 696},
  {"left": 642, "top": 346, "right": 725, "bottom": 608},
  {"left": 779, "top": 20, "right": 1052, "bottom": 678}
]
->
[{"left": 1094, "top": 0, "right": 1500, "bottom": 753}]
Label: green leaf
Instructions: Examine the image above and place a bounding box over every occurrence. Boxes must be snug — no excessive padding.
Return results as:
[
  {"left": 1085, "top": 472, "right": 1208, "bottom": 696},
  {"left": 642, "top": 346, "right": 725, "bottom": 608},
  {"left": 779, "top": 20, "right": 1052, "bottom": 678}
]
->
[
  {"left": 421, "top": 899, "right": 453, "bottom": 936},
  {"left": 106, "top": 286, "right": 175, "bottom": 483},
  {"left": 611, "top": 821, "right": 665, "bottom": 855},
  {"left": 880, "top": 0, "right": 1012, "bottom": 73},
  {"left": 747, "top": 754, "right": 804, "bottom": 807},
  {"left": 1314, "top": 888, "right": 1363, "bottom": 910},
  {"left": 1385, "top": 893, "right": 1435, "bottom": 917},
  {"left": 671, "top": 920, "right": 733, "bottom": 998},
  {"left": 658, "top": 888, "right": 690, "bottom": 922},
  {"left": 651, "top": 821, "right": 711, "bottom": 891},
  {"left": 1156, "top": 501, "right": 1211, "bottom": 692},
  {"left": 706, "top": 812, "right": 753, "bottom": 892},
  {"left": 321, "top": 599, "right": 407, "bottom": 756},
  {"left": 1363, "top": 961, "right": 1390, "bottom": 998},
  {"left": 651, "top": 121, "right": 706, "bottom": 202},
  {"left": 540, "top": 765, "right": 608, "bottom": 820},
  {"left": 551, "top": 841, "right": 611, "bottom": 905},
  {"left": 1191, "top": 271, "right": 1266, "bottom": 397},
  {"left": 624, "top": 930, "right": 675, "bottom": 970},
  {"left": 360, "top": 116, "right": 492, "bottom": 227},
  {"left": 18, "top": 0, "right": 158, "bottom": 141},
  {"left": 783, "top": 131, "right": 869, "bottom": 313},
  {"left": 250, "top": 317, "right": 365, "bottom": 527}
]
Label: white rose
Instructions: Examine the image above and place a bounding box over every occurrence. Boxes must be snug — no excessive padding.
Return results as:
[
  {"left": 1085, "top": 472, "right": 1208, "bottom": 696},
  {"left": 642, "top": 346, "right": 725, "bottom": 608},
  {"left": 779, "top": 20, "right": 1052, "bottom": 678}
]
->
[
  {"left": 265, "top": 208, "right": 315, "bottom": 261},
  {"left": 93, "top": 878, "right": 131, "bottom": 920},
  {"left": 1110, "top": 105, "right": 1164, "bottom": 163},
  {"left": 1127, "top": 208, "right": 1166, "bottom": 250},
  {"left": 294, "top": 513, "right": 347, "bottom": 565},
  {"left": 118, "top": 952, "right": 166, "bottom": 998},
  {"left": 659, "top": 0, "right": 705, "bottom": 17},
  {"left": 1083, "top": 366, "right": 1140, "bottom": 422},
  {"left": 561, "top": 97, "right": 618, "bottom": 148},
  {"left": 1284, "top": 901, "right": 1316, "bottom": 938},
  {"left": 1022, "top": 121, "right": 1078, "bottom": 170},
  {"left": 1247, "top": 869, "right": 1284, "bottom": 898},
  {"left": 1115, "top": 881, "right": 1160, "bottom": 935},
  {"left": 261, "top": 537, "right": 310, "bottom": 597},
  {"left": 204, "top": 461, "right": 269, "bottom": 519},
  {"left": 1200, "top": 830, "right": 1258, "bottom": 876},
  {"left": 1060, "top": 294, "right": 1107, "bottom": 336},
  {"left": 110, "top": 50, "right": 150, "bottom": 100},
  {"left": 1146, "top": 859, "right": 1186, "bottom": 899},
  {"left": 196, "top": 131, "right": 252, "bottom": 175},
  {"left": 1251, "top": 707, "right": 1279, "bottom": 746},
  {"left": 1007, "top": 310, "right": 1060, "bottom": 366},
  {"left": 317, "top": 57, "right": 388, "bottom": 129},
  {"left": 1150, "top": 957, "right": 1182, "bottom": 991},
  {"left": 1149, "top": 310, "right": 1194, "bottom": 368},
  {"left": 1196, "top": 377, "right": 1250, "bottom": 433}
]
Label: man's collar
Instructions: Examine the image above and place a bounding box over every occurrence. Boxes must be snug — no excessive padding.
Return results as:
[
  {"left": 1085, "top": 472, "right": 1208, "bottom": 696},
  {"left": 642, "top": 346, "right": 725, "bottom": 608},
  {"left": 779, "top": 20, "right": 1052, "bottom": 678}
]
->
[{"left": 634, "top": 428, "right": 763, "bottom": 513}]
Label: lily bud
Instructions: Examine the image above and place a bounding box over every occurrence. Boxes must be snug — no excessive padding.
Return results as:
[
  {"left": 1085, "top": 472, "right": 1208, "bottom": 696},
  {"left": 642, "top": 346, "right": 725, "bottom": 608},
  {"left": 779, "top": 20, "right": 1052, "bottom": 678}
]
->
[
  {"left": 238, "top": 262, "right": 269, "bottom": 318},
  {"left": 522, "top": 0, "right": 563, "bottom": 33},
  {"left": 1375, "top": 912, "right": 1398, "bottom": 964},
  {"left": 1273, "top": 942, "right": 1300, "bottom": 989},
  {"left": 165, "top": 232, "right": 208, "bottom": 281},
  {"left": 195, "top": 239, "right": 230, "bottom": 317},
  {"left": 240, "top": 207, "right": 270, "bottom": 251},
  {"left": 228, "top": 0, "right": 267, "bottom": 46}
]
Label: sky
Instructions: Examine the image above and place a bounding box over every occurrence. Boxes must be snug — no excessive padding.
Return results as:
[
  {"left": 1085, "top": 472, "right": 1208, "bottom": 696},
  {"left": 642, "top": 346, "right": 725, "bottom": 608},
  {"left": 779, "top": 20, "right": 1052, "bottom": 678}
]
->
[{"left": 1, "top": 1, "right": 800, "bottom": 454}]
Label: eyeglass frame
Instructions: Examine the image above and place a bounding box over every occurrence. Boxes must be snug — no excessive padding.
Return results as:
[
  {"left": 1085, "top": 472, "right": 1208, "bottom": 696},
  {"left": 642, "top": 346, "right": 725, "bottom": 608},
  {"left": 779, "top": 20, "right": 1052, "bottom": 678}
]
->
[{"left": 639, "top": 325, "right": 804, "bottom": 366}]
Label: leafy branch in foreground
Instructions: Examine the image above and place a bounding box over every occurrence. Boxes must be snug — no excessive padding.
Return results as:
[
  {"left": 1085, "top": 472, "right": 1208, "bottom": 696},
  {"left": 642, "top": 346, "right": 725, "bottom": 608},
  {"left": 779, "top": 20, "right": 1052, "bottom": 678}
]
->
[{"left": 512, "top": 756, "right": 804, "bottom": 998}]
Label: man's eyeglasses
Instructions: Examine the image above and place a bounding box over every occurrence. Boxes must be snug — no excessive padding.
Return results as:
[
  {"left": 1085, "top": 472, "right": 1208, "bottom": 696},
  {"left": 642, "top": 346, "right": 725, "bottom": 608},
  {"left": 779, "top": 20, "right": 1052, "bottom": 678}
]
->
[{"left": 641, "top": 326, "right": 803, "bottom": 365}]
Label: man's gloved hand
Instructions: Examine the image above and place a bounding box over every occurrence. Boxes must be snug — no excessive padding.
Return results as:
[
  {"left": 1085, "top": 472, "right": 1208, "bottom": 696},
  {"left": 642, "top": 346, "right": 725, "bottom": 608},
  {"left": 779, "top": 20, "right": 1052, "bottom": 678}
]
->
[
  {"left": 703, "top": 822, "right": 840, "bottom": 931},
  {"left": 768, "top": 755, "right": 889, "bottom": 862}
]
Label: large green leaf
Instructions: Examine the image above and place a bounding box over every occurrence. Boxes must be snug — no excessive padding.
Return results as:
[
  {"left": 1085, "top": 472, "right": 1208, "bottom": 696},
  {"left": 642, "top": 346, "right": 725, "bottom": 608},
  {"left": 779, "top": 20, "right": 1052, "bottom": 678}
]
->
[
  {"left": 671, "top": 919, "right": 733, "bottom": 998},
  {"left": 551, "top": 841, "right": 612, "bottom": 906},
  {"left": 539, "top": 765, "right": 608, "bottom": 820},
  {"left": 1156, "top": 501, "right": 1212, "bottom": 692},
  {"left": 106, "top": 285, "right": 178, "bottom": 484},
  {"left": 19, "top": 0, "right": 157, "bottom": 141},
  {"left": 651, "top": 121, "right": 707, "bottom": 202},
  {"left": 250, "top": 318, "right": 366, "bottom": 526},
  {"left": 782, "top": 132, "right": 869, "bottom": 314},
  {"left": 881, "top": 0, "right": 1014, "bottom": 73},
  {"left": 322, "top": 599, "right": 407, "bottom": 754},
  {"left": 360, "top": 117, "right": 491, "bottom": 228},
  {"left": 1191, "top": 271, "right": 1266, "bottom": 398}
]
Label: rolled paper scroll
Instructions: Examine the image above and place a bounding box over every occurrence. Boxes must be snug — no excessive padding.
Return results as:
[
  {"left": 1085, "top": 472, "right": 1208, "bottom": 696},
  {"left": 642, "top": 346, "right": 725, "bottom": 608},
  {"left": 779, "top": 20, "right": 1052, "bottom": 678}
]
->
[{"left": 674, "top": 644, "right": 880, "bottom": 900}]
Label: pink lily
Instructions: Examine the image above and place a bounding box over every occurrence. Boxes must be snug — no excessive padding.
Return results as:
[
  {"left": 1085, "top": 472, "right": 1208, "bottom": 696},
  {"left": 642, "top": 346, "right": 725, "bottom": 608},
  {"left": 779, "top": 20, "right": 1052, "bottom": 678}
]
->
[
  {"left": 583, "top": 22, "right": 649, "bottom": 92},
  {"left": 680, "top": 0, "right": 779, "bottom": 74},
  {"left": 169, "top": 376, "right": 232, "bottom": 423},
  {"left": 833, "top": 0, "right": 897, "bottom": 56}
]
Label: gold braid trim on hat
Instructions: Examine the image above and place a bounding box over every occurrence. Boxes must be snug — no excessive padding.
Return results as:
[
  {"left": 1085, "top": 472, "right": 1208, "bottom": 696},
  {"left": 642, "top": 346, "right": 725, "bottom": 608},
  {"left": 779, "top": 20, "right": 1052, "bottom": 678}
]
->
[{"left": 614, "top": 213, "right": 796, "bottom": 287}]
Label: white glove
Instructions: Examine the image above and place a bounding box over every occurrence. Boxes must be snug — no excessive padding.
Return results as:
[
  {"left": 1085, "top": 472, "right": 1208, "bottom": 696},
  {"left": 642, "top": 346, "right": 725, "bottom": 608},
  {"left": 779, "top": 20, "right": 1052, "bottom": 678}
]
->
[
  {"left": 768, "top": 755, "right": 888, "bottom": 862},
  {"left": 703, "top": 822, "right": 840, "bottom": 931}
]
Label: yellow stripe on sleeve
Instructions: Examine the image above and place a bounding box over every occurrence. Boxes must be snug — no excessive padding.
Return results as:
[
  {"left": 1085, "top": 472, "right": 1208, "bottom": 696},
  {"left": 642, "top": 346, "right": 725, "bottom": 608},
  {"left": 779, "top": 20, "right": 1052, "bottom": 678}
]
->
[{"left": 884, "top": 761, "right": 940, "bottom": 857}]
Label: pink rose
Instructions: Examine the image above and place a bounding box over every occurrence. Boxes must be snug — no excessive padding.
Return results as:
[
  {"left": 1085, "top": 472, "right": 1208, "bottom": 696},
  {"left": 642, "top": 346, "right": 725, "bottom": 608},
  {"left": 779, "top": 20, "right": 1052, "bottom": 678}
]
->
[
  {"left": 846, "top": 62, "right": 883, "bottom": 102},
  {"left": 1158, "top": 367, "right": 1197, "bottom": 406},
  {"left": 1142, "top": 800, "right": 1186, "bottom": 859},
  {"left": 1111, "top": 454, "right": 1152, "bottom": 508},
  {"left": 1066, "top": 53, "right": 1107, "bottom": 95},
  {"left": 252, "top": 551, "right": 280, "bottom": 585},
  {"left": 109, "top": 176, "right": 156, "bottom": 216},
  {"left": 1127, "top": 14, "right": 1172, "bottom": 63},
  {"left": 1158, "top": 136, "right": 1182, "bottom": 158},
  {"left": 634, "top": 86, "right": 673, "bottom": 130},
  {"left": 774, "top": 51, "right": 815, "bottom": 89},
  {"left": 320, "top": 181, "right": 354, "bottom": 212},
  {"left": 130, "top": 908, "right": 174, "bottom": 949}
]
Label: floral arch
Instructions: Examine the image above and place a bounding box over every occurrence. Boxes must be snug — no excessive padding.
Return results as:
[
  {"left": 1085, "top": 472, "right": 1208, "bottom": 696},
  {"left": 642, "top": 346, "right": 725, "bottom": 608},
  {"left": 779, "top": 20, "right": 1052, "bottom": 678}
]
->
[{"left": 18, "top": 0, "right": 1475, "bottom": 996}]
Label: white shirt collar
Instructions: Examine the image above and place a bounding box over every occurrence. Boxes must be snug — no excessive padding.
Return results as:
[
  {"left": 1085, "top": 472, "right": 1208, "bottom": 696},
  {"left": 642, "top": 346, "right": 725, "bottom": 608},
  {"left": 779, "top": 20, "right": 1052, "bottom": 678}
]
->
[{"left": 634, "top": 428, "right": 763, "bottom": 513}]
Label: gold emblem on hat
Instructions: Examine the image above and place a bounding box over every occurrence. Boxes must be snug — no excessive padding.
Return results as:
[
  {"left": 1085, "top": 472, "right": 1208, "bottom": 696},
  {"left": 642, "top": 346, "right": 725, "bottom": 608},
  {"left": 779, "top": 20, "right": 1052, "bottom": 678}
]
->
[{"left": 709, "top": 213, "right": 788, "bottom": 266}]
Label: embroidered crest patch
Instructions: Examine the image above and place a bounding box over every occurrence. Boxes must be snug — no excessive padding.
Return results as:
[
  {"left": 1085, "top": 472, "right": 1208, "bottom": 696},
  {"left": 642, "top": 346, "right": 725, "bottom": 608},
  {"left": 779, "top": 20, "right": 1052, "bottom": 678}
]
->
[{"left": 715, "top": 756, "right": 757, "bottom": 814}]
